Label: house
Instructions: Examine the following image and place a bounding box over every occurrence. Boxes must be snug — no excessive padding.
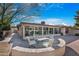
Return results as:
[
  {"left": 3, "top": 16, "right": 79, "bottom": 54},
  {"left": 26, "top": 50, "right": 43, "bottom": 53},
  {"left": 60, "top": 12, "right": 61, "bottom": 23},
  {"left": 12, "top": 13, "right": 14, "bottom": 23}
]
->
[{"left": 17, "top": 21, "right": 69, "bottom": 39}]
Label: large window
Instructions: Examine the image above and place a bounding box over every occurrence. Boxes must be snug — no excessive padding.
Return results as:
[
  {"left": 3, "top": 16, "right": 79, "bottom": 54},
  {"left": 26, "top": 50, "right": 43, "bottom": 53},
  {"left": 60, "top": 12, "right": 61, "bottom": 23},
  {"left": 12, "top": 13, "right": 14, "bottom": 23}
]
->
[
  {"left": 25, "top": 26, "right": 29, "bottom": 36},
  {"left": 24, "top": 26, "right": 61, "bottom": 37},
  {"left": 54, "top": 28, "right": 60, "bottom": 34},
  {"left": 49, "top": 28, "right": 53, "bottom": 34},
  {"left": 43, "top": 27, "right": 48, "bottom": 35},
  {"left": 34, "top": 27, "right": 42, "bottom": 35},
  {"left": 38, "top": 27, "right": 42, "bottom": 35},
  {"left": 25, "top": 26, "right": 34, "bottom": 36}
]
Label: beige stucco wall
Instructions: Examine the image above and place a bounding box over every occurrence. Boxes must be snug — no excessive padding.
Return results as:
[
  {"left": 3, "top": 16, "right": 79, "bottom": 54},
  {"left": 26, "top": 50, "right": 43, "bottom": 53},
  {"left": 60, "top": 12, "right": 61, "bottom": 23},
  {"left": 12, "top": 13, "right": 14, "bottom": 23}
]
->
[
  {"left": 11, "top": 28, "right": 17, "bottom": 33},
  {"left": 61, "top": 28, "right": 66, "bottom": 35}
]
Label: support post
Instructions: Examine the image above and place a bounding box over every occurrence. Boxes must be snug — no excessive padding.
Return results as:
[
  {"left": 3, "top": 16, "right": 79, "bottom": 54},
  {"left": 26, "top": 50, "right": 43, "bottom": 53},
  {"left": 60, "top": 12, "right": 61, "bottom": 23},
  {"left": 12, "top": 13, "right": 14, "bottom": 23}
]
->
[
  {"left": 33, "top": 27, "right": 35, "bottom": 37},
  {"left": 23, "top": 26, "right": 25, "bottom": 39},
  {"left": 53, "top": 27, "right": 55, "bottom": 36},
  {"left": 42, "top": 26, "right": 44, "bottom": 36}
]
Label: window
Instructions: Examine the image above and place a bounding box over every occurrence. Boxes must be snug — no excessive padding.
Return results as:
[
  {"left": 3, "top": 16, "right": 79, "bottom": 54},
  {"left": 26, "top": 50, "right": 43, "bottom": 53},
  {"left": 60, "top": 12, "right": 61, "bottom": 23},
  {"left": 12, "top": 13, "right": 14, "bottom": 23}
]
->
[
  {"left": 29, "top": 31, "right": 34, "bottom": 36},
  {"left": 35, "top": 27, "right": 38, "bottom": 30},
  {"left": 43, "top": 27, "right": 48, "bottom": 35},
  {"left": 49, "top": 28, "right": 53, "bottom": 34},
  {"left": 54, "top": 28, "right": 60, "bottom": 34},
  {"left": 54, "top": 28, "right": 57, "bottom": 34}
]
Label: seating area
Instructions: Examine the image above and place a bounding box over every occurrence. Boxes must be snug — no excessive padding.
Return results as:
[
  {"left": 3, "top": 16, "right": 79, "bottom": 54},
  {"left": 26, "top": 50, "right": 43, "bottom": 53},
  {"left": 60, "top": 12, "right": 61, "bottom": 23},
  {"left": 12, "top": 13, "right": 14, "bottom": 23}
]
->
[
  {"left": 11, "top": 37, "right": 66, "bottom": 56},
  {"left": 26, "top": 37, "right": 54, "bottom": 48},
  {"left": 5, "top": 32, "right": 79, "bottom": 56}
]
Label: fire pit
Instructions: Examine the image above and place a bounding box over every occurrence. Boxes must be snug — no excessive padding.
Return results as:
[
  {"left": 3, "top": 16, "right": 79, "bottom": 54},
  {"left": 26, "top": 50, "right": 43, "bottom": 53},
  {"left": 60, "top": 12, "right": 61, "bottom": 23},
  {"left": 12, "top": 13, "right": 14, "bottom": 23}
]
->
[
  {"left": 27, "top": 37, "right": 54, "bottom": 48},
  {"left": 12, "top": 37, "right": 66, "bottom": 56}
]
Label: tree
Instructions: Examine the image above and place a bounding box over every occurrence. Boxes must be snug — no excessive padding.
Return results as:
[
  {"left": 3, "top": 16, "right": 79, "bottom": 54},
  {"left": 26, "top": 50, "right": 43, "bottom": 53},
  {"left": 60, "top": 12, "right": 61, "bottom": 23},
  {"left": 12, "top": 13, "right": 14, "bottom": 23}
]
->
[
  {"left": 74, "top": 10, "right": 79, "bottom": 29},
  {"left": 0, "top": 3, "right": 41, "bottom": 40}
]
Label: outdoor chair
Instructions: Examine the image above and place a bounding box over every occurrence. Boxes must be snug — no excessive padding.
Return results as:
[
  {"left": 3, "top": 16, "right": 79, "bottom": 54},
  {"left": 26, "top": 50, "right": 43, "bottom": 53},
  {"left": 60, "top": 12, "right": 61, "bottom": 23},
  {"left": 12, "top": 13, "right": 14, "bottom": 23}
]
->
[
  {"left": 57, "top": 38, "right": 66, "bottom": 47},
  {"left": 26, "top": 37, "right": 37, "bottom": 48},
  {"left": 52, "top": 38, "right": 66, "bottom": 49}
]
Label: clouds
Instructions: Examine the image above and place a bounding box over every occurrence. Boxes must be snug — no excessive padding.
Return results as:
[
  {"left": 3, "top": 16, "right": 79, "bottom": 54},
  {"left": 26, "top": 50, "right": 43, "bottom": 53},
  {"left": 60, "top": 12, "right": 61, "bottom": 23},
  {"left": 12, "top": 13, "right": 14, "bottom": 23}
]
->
[
  {"left": 33, "top": 17, "right": 68, "bottom": 26},
  {"left": 38, "top": 3, "right": 64, "bottom": 11},
  {"left": 13, "top": 15, "right": 72, "bottom": 26},
  {"left": 18, "top": 15, "right": 69, "bottom": 26}
]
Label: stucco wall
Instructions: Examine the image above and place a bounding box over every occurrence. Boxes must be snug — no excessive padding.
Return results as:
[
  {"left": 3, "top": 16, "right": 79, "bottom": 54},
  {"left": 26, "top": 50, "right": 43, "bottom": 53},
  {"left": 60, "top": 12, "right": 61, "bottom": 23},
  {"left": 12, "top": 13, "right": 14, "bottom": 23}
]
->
[{"left": 11, "top": 28, "right": 17, "bottom": 33}]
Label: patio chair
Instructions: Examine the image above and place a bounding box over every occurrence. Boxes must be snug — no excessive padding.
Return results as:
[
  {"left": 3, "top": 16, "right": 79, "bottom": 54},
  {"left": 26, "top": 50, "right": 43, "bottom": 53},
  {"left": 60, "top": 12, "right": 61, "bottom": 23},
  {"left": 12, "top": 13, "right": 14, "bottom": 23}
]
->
[
  {"left": 37, "top": 38, "right": 54, "bottom": 48},
  {"left": 52, "top": 38, "right": 66, "bottom": 49},
  {"left": 26, "top": 37, "right": 37, "bottom": 48},
  {"left": 57, "top": 38, "right": 66, "bottom": 47},
  {"left": 0, "top": 42, "right": 13, "bottom": 56}
]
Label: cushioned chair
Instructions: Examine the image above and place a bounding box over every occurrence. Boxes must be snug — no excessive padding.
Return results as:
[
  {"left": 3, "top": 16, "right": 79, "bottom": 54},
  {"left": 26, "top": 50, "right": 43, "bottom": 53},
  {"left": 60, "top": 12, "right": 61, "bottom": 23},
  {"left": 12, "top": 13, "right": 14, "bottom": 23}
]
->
[
  {"left": 53, "top": 38, "right": 66, "bottom": 49},
  {"left": 26, "top": 37, "right": 37, "bottom": 48},
  {"left": 58, "top": 38, "right": 66, "bottom": 47}
]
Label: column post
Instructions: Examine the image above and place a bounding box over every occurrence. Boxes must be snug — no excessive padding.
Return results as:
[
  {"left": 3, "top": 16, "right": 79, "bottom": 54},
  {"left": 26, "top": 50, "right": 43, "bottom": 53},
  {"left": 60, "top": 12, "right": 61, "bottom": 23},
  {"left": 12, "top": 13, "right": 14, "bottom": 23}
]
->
[
  {"left": 61, "top": 28, "right": 66, "bottom": 35},
  {"left": 42, "top": 26, "right": 44, "bottom": 36},
  {"left": 23, "top": 26, "right": 25, "bottom": 39},
  {"left": 33, "top": 26, "right": 35, "bottom": 37},
  {"left": 63, "top": 28, "right": 66, "bottom": 35},
  {"left": 48, "top": 27, "right": 49, "bottom": 35},
  {"left": 53, "top": 27, "right": 55, "bottom": 36}
]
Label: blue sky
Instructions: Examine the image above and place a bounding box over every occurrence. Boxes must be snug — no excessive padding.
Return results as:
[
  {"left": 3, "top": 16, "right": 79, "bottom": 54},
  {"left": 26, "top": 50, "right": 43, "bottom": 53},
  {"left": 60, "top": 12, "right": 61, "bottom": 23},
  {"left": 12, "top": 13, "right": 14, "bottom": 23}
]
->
[{"left": 13, "top": 3, "right": 79, "bottom": 26}]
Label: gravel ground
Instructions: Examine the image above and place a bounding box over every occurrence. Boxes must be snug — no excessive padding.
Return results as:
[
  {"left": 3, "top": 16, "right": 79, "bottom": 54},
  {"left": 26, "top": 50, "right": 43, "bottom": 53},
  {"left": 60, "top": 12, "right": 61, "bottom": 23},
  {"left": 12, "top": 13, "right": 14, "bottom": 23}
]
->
[
  {"left": 11, "top": 33, "right": 79, "bottom": 56},
  {"left": 10, "top": 33, "right": 29, "bottom": 48},
  {"left": 54, "top": 35, "right": 79, "bottom": 44}
]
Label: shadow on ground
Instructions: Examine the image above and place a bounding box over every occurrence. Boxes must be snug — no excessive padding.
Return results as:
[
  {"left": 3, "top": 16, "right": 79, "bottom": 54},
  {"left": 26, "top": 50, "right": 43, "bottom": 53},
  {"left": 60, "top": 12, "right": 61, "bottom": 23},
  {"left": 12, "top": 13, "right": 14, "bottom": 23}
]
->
[{"left": 64, "top": 46, "right": 79, "bottom": 56}]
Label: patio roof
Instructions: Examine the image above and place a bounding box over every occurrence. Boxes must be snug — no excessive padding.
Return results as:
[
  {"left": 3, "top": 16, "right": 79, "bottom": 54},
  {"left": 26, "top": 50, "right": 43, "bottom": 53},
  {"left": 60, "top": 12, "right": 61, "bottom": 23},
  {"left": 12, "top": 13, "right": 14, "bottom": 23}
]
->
[{"left": 18, "top": 22, "right": 68, "bottom": 28}]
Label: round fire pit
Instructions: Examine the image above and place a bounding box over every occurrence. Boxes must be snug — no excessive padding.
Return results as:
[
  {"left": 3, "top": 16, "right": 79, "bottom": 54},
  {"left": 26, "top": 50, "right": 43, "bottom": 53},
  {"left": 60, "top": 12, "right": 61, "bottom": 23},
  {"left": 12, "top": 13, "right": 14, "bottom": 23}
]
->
[
  {"left": 12, "top": 38, "right": 66, "bottom": 56},
  {"left": 28, "top": 38, "right": 53, "bottom": 48}
]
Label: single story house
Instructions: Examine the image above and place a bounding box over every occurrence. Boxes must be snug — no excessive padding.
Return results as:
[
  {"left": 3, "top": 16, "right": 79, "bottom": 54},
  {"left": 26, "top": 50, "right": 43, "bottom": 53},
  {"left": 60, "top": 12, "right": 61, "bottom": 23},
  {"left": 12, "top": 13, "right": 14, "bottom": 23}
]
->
[{"left": 17, "top": 21, "right": 69, "bottom": 39}]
